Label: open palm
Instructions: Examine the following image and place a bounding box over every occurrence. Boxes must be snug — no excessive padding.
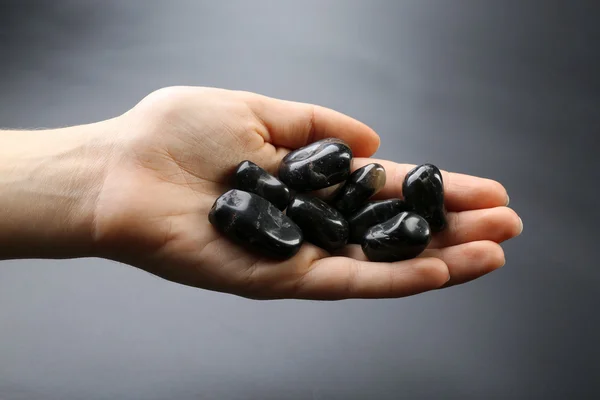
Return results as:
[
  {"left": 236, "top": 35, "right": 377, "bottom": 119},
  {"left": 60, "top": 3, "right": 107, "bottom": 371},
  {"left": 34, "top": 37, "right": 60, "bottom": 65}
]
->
[{"left": 93, "top": 86, "right": 521, "bottom": 300}]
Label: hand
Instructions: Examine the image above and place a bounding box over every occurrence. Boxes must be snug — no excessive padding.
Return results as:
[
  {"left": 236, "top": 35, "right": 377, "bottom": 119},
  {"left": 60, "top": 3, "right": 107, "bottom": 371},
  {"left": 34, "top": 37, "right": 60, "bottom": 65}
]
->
[{"left": 91, "top": 86, "right": 522, "bottom": 300}]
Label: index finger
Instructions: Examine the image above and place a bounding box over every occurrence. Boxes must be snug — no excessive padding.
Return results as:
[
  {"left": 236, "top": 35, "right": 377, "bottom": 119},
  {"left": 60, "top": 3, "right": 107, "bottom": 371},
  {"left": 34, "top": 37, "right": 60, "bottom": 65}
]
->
[{"left": 352, "top": 158, "right": 509, "bottom": 211}]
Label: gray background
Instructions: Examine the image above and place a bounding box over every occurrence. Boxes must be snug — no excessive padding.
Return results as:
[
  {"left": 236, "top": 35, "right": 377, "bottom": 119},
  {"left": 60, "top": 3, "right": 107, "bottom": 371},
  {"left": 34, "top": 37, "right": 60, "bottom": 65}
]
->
[{"left": 1, "top": 1, "right": 599, "bottom": 399}]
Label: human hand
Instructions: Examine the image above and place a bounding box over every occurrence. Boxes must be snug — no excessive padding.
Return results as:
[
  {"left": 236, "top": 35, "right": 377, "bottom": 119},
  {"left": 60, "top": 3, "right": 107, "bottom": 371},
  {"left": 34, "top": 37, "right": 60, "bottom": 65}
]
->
[{"left": 90, "top": 86, "right": 522, "bottom": 300}]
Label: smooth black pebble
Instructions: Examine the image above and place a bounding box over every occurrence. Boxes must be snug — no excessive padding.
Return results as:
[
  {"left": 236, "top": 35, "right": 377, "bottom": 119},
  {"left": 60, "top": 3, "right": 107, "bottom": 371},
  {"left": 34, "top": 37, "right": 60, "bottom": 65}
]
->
[
  {"left": 208, "top": 189, "right": 303, "bottom": 259},
  {"left": 278, "top": 138, "right": 353, "bottom": 191},
  {"left": 332, "top": 163, "right": 386, "bottom": 215},
  {"left": 286, "top": 193, "right": 349, "bottom": 252},
  {"left": 362, "top": 211, "right": 432, "bottom": 262},
  {"left": 347, "top": 198, "right": 412, "bottom": 244},
  {"left": 402, "top": 163, "right": 447, "bottom": 232},
  {"left": 233, "top": 160, "right": 291, "bottom": 210}
]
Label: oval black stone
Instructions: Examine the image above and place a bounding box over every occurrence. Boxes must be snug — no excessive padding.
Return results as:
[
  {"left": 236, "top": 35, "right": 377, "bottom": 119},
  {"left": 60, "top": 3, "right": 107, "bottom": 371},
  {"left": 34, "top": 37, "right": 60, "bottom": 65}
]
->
[
  {"left": 278, "top": 138, "right": 353, "bottom": 191},
  {"left": 347, "top": 198, "right": 412, "bottom": 244},
  {"left": 362, "top": 211, "right": 432, "bottom": 262},
  {"left": 402, "top": 163, "right": 447, "bottom": 232},
  {"left": 233, "top": 160, "right": 291, "bottom": 210},
  {"left": 208, "top": 189, "right": 303, "bottom": 260},
  {"left": 286, "top": 193, "right": 349, "bottom": 252},
  {"left": 332, "top": 163, "right": 386, "bottom": 215}
]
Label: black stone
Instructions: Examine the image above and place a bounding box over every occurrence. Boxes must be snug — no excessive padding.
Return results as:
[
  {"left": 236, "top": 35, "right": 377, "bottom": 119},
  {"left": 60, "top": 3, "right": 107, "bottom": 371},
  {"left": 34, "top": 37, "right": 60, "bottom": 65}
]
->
[
  {"left": 278, "top": 138, "right": 353, "bottom": 191},
  {"left": 233, "top": 160, "right": 291, "bottom": 210},
  {"left": 347, "top": 199, "right": 412, "bottom": 244},
  {"left": 362, "top": 212, "right": 431, "bottom": 262},
  {"left": 208, "top": 189, "right": 303, "bottom": 260},
  {"left": 286, "top": 193, "right": 349, "bottom": 252},
  {"left": 402, "top": 163, "right": 447, "bottom": 232},
  {"left": 332, "top": 163, "right": 386, "bottom": 215}
]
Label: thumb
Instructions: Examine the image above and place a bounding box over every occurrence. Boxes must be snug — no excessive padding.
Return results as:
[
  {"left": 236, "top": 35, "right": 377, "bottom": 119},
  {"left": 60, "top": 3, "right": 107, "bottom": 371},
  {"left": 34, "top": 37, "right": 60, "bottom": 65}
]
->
[{"left": 240, "top": 92, "right": 380, "bottom": 157}]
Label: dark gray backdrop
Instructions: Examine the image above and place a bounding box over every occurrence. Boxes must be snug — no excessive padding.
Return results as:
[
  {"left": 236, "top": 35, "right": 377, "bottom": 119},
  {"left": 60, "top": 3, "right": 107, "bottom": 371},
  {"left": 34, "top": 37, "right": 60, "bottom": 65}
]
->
[{"left": 1, "top": 1, "right": 598, "bottom": 399}]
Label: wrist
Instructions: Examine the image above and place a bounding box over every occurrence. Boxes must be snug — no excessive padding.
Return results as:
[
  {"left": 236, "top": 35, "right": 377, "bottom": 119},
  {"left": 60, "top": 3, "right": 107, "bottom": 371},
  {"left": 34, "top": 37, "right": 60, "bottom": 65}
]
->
[{"left": 0, "top": 119, "right": 120, "bottom": 260}]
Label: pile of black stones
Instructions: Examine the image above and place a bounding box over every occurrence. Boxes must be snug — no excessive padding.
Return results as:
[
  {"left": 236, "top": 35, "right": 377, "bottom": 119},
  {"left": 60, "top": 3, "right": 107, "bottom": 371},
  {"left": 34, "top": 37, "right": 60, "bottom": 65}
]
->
[{"left": 208, "top": 138, "right": 447, "bottom": 262}]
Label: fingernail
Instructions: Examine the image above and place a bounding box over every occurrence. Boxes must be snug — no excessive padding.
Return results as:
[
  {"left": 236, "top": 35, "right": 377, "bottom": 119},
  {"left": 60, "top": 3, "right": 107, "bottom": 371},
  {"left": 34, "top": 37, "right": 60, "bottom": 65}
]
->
[
  {"left": 506, "top": 194, "right": 510, "bottom": 206},
  {"left": 518, "top": 217, "right": 523, "bottom": 235},
  {"left": 500, "top": 258, "right": 506, "bottom": 268}
]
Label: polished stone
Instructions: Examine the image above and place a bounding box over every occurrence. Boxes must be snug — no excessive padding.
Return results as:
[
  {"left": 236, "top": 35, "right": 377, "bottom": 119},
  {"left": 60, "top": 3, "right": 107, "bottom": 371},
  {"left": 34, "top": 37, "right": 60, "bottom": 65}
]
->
[
  {"left": 208, "top": 189, "right": 303, "bottom": 259},
  {"left": 402, "top": 163, "right": 447, "bottom": 232},
  {"left": 278, "top": 138, "right": 353, "bottom": 191},
  {"left": 362, "top": 212, "right": 432, "bottom": 262},
  {"left": 332, "top": 163, "right": 386, "bottom": 215},
  {"left": 347, "top": 198, "right": 411, "bottom": 244},
  {"left": 286, "top": 193, "right": 349, "bottom": 251},
  {"left": 233, "top": 160, "right": 291, "bottom": 210}
]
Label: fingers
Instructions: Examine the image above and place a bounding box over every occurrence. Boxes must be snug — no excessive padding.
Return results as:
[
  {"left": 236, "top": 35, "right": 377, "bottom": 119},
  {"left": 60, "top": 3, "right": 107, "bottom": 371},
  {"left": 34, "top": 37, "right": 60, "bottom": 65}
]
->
[
  {"left": 422, "top": 241, "right": 505, "bottom": 287},
  {"left": 429, "top": 207, "right": 523, "bottom": 248},
  {"left": 223, "top": 240, "right": 504, "bottom": 301},
  {"left": 238, "top": 92, "right": 509, "bottom": 213},
  {"left": 352, "top": 158, "right": 509, "bottom": 211},
  {"left": 331, "top": 240, "right": 504, "bottom": 295},
  {"left": 288, "top": 256, "right": 450, "bottom": 300},
  {"left": 242, "top": 93, "right": 380, "bottom": 157}
]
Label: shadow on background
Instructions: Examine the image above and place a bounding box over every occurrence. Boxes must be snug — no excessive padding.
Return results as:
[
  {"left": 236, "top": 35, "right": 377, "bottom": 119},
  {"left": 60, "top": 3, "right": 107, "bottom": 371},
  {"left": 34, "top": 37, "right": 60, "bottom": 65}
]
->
[{"left": 0, "top": 1, "right": 109, "bottom": 69}]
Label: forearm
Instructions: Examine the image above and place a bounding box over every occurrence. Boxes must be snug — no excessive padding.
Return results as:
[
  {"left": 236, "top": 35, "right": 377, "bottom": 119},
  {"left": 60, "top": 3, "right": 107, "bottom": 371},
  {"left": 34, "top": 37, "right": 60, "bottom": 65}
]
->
[{"left": 0, "top": 121, "right": 117, "bottom": 260}]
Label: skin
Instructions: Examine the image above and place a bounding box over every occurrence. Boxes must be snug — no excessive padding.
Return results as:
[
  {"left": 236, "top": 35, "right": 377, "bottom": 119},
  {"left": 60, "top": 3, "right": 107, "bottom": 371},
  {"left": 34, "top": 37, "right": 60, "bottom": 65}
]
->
[{"left": 0, "top": 86, "right": 523, "bottom": 300}]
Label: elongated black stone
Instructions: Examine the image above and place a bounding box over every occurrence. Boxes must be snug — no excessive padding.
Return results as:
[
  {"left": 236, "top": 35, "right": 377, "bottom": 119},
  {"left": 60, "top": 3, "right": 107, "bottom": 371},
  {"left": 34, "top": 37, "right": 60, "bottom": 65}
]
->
[
  {"left": 286, "top": 193, "right": 349, "bottom": 251},
  {"left": 347, "top": 198, "right": 412, "bottom": 244},
  {"left": 402, "top": 163, "right": 447, "bottom": 232},
  {"left": 362, "top": 212, "right": 431, "bottom": 262},
  {"left": 332, "top": 163, "right": 386, "bottom": 215},
  {"left": 208, "top": 189, "right": 303, "bottom": 259},
  {"left": 233, "top": 160, "right": 291, "bottom": 210},
  {"left": 278, "top": 138, "right": 353, "bottom": 191}
]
